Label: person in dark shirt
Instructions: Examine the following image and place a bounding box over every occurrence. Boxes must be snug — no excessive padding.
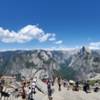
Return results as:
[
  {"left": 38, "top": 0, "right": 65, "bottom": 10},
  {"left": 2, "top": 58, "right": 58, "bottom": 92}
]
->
[
  {"left": 47, "top": 80, "right": 53, "bottom": 100},
  {"left": 57, "top": 76, "right": 62, "bottom": 91},
  {"left": 83, "top": 81, "right": 90, "bottom": 93}
]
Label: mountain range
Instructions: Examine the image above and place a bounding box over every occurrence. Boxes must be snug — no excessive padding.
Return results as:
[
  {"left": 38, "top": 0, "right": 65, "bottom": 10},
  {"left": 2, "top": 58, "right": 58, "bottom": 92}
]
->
[{"left": 0, "top": 46, "right": 100, "bottom": 81}]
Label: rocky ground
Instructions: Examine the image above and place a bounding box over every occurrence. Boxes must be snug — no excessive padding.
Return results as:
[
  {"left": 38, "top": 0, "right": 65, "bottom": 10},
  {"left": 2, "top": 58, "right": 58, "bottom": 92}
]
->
[
  {"left": 43, "top": 83, "right": 100, "bottom": 100},
  {"left": 1, "top": 83, "right": 100, "bottom": 100},
  {"left": 1, "top": 69, "right": 100, "bottom": 100}
]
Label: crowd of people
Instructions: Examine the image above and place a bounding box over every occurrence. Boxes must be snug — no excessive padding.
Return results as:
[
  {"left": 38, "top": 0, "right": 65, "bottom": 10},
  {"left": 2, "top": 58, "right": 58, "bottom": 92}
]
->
[
  {"left": 0, "top": 75, "right": 100, "bottom": 100},
  {"left": 0, "top": 77, "right": 37, "bottom": 100},
  {"left": 46, "top": 76, "right": 100, "bottom": 100},
  {"left": 21, "top": 77, "right": 37, "bottom": 100}
]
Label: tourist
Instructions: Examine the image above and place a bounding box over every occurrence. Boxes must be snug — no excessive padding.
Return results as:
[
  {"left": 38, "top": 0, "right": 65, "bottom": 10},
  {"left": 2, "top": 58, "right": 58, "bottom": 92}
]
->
[
  {"left": 63, "top": 79, "right": 67, "bottom": 87},
  {"left": 83, "top": 81, "right": 90, "bottom": 93},
  {"left": 52, "top": 75, "right": 56, "bottom": 86},
  {"left": 21, "top": 86, "right": 26, "bottom": 100},
  {"left": 28, "top": 87, "right": 34, "bottom": 100},
  {"left": 94, "top": 81, "right": 100, "bottom": 92},
  {"left": 73, "top": 81, "right": 79, "bottom": 91},
  {"left": 31, "top": 77, "right": 37, "bottom": 94},
  {"left": 57, "top": 76, "right": 62, "bottom": 91},
  {"left": 47, "top": 79, "right": 53, "bottom": 100}
]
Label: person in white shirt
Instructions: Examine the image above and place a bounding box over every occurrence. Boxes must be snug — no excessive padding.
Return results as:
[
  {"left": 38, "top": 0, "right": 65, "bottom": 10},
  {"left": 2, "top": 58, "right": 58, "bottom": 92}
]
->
[
  {"left": 94, "top": 81, "right": 100, "bottom": 92},
  {"left": 31, "top": 77, "right": 37, "bottom": 94}
]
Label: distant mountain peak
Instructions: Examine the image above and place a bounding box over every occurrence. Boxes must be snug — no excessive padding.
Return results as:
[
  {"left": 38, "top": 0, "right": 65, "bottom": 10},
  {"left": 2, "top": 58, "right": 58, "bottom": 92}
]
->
[
  {"left": 79, "top": 46, "right": 91, "bottom": 55},
  {"left": 81, "top": 46, "right": 86, "bottom": 52}
]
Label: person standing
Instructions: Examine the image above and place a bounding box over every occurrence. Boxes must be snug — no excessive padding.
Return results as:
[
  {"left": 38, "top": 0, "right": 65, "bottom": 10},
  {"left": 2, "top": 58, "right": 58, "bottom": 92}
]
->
[
  {"left": 27, "top": 87, "right": 34, "bottom": 100},
  {"left": 63, "top": 80, "right": 67, "bottom": 87},
  {"left": 57, "top": 76, "right": 62, "bottom": 91},
  {"left": 74, "top": 81, "right": 79, "bottom": 91},
  {"left": 31, "top": 77, "right": 37, "bottom": 94},
  {"left": 47, "top": 80, "right": 53, "bottom": 100},
  {"left": 94, "top": 81, "right": 100, "bottom": 92},
  {"left": 83, "top": 81, "right": 90, "bottom": 93},
  {"left": 21, "top": 86, "right": 26, "bottom": 100}
]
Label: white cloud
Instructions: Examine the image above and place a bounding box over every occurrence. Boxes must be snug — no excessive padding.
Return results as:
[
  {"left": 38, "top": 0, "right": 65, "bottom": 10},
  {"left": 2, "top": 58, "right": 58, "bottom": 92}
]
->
[
  {"left": 39, "top": 33, "right": 51, "bottom": 42},
  {"left": 49, "top": 33, "right": 56, "bottom": 41},
  {"left": 55, "top": 40, "right": 63, "bottom": 44},
  {"left": 49, "top": 37, "right": 56, "bottom": 41},
  {"left": 0, "top": 25, "right": 58, "bottom": 43},
  {"left": 88, "top": 42, "right": 100, "bottom": 49}
]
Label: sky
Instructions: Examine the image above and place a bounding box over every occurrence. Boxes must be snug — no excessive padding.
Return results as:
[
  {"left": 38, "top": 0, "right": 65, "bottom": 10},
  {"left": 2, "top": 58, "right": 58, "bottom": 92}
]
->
[{"left": 0, "top": 0, "right": 100, "bottom": 50}]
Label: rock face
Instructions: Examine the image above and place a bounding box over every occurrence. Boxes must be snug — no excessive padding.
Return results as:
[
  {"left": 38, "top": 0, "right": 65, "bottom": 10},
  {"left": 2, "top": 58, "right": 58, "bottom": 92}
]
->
[
  {"left": 0, "top": 47, "right": 100, "bottom": 80},
  {"left": 0, "top": 50, "right": 59, "bottom": 80},
  {"left": 68, "top": 47, "right": 100, "bottom": 80}
]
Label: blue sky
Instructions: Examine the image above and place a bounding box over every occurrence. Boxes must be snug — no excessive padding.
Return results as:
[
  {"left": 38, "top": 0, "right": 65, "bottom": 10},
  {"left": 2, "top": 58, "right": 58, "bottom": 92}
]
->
[{"left": 0, "top": 0, "right": 100, "bottom": 50}]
